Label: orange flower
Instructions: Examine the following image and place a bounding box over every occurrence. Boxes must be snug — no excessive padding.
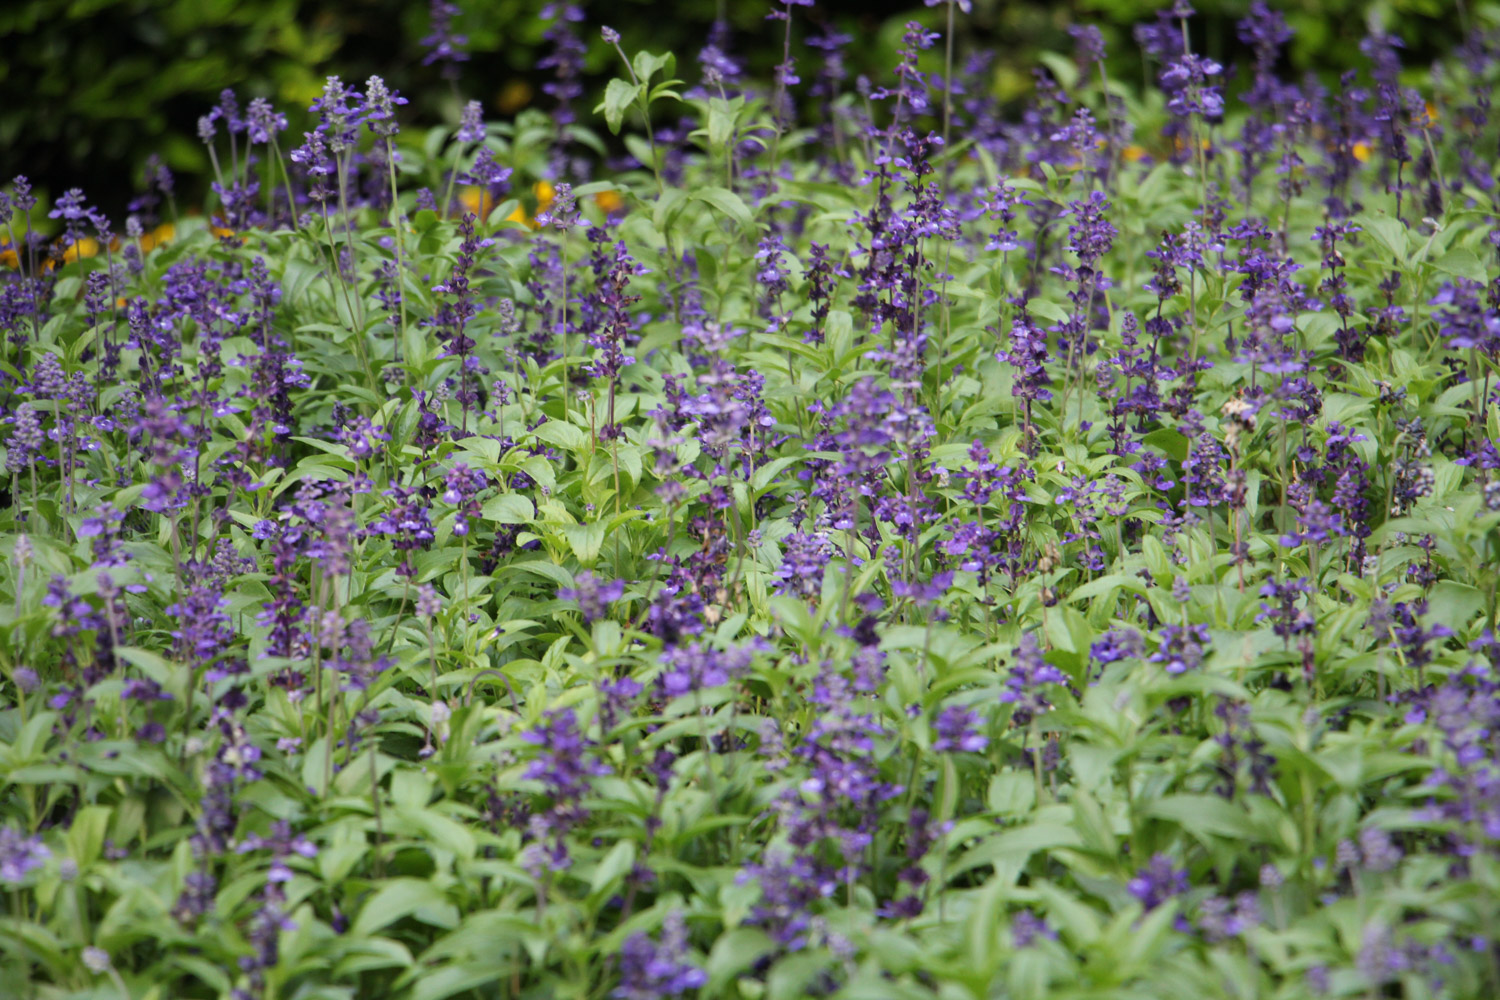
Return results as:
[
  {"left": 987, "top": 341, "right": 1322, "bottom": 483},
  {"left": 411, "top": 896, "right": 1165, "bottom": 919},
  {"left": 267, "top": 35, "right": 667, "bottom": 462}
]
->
[
  {"left": 595, "top": 190, "right": 625, "bottom": 215},
  {"left": 61, "top": 237, "right": 100, "bottom": 264},
  {"left": 0, "top": 245, "right": 18, "bottom": 270},
  {"left": 1122, "top": 144, "right": 1147, "bottom": 163},
  {"left": 458, "top": 186, "right": 498, "bottom": 219},
  {"left": 140, "top": 222, "right": 175, "bottom": 252}
]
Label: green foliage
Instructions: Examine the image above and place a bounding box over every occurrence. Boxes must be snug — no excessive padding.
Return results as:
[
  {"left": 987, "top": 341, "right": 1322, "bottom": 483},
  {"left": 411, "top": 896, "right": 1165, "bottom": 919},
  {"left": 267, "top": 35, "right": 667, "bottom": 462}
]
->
[{"left": 2, "top": 3, "right": 1500, "bottom": 1000}]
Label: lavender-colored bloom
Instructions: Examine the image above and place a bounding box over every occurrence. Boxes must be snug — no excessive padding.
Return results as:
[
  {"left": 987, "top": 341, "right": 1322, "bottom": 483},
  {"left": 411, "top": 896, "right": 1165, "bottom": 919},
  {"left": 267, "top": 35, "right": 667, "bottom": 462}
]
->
[
  {"left": 1091, "top": 628, "right": 1142, "bottom": 667},
  {"left": 1151, "top": 623, "right": 1210, "bottom": 675},
  {"left": 338, "top": 415, "right": 390, "bottom": 461},
  {"left": 559, "top": 571, "right": 626, "bottom": 623},
  {"left": 1011, "top": 908, "right": 1056, "bottom": 947},
  {"left": 441, "top": 462, "right": 488, "bottom": 537},
  {"left": 773, "top": 531, "right": 834, "bottom": 600},
  {"left": 289, "top": 130, "right": 333, "bottom": 203},
  {"left": 460, "top": 147, "right": 512, "bottom": 192},
  {"left": 364, "top": 76, "right": 407, "bottom": 138},
  {"left": 539, "top": 5, "right": 587, "bottom": 139},
  {"left": 998, "top": 633, "right": 1067, "bottom": 726},
  {"left": 614, "top": 910, "right": 706, "bottom": 1000},
  {"left": 519, "top": 708, "right": 611, "bottom": 876},
  {"left": 1068, "top": 24, "right": 1105, "bottom": 68},
  {"left": 0, "top": 827, "right": 49, "bottom": 883},
  {"left": 932, "top": 705, "right": 987, "bottom": 752},
  {"left": 1430, "top": 279, "right": 1500, "bottom": 355},
  {"left": 1161, "top": 54, "right": 1225, "bottom": 120},
  {"left": 49, "top": 188, "right": 95, "bottom": 245},
  {"left": 309, "top": 76, "right": 366, "bottom": 155},
  {"left": 1358, "top": 826, "right": 1402, "bottom": 872},
  {"left": 7, "top": 403, "right": 44, "bottom": 472},
  {"left": 10, "top": 175, "right": 35, "bottom": 211},
  {"left": 1128, "top": 853, "right": 1188, "bottom": 910},
  {"left": 237, "top": 820, "right": 318, "bottom": 883},
  {"left": 1196, "top": 892, "right": 1261, "bottom": 942},
  {"left": 422, "top": 0, "right": 469, "bottom": 78},
  {"left": 416, "top": 583, "right": 443, "bottom": 620},
  {"left": 246, "top": 98, "right": 288, "bottom": 145},
  {"left": 658, "top": 641, "right": 757, "bottom": 699},
  {"left": 456, "top": 100, "right": 485, "bottom": 144},
  {"left": 1257, "top": 577, "right": 1314, "bottom": 644},
  {"left": 122, "top": 677, "right": 173, "bottom": 701}
]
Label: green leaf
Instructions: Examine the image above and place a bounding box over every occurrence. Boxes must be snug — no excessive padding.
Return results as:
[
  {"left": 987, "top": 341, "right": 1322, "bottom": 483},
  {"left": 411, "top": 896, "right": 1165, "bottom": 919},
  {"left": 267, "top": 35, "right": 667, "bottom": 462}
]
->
[
  {"left": 632, "top": 50, "right": 674, "bottom": 85},
  {"left": 533, "top": 419, "right": 586, "bottom": 453},
  {"left": 693, "top": 186, "right": 757, "bottom": 235},
  {"left": 1359, "top": 212, "right": 1408, "bottom": 264},
  {"left": 350, "top": 878, "right": 458, "bottom": 938},
  {"left": 410, "top": 962, "right": 515, "bottom": 1000},
  {"left": 1144, "top": 794, "right": 1250, "bottom": 841},
  {"left": 707, "top": 97, "right": 738, "bottom": 149},
  {"left": 563, "top": 520, "right": 607, "bottom": 565},
  {"left": 706, "top": 928, "right": 775, "bottom": 994},
  {"left": 987, "top": 771, "right": 1037, "bottom": 817},
  {"left": 588, "top": 840, "right": 635, "bottom": 899},
  {"left": 1434, "top": 247, "right": 1487, "bottom": 283},
  {"left": 601, "top": 78, "right": 638, "bottom": 135},
  {"left": 481, "top": 493, "right": 534, "bottom": 525}
]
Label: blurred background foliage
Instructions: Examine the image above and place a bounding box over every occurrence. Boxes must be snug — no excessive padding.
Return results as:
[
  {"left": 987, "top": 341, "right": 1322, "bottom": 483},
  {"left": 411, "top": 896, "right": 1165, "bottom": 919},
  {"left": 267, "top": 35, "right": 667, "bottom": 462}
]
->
[{"left": 0, "top": 0, "right": 1474, "bottom": 217}]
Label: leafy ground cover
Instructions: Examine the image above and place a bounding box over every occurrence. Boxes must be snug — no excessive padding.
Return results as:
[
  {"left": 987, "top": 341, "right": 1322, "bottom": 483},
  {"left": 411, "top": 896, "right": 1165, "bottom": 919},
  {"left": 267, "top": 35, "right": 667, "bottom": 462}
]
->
[{"left": 2, "top": 2, "right": 1500, "bottom": 998}]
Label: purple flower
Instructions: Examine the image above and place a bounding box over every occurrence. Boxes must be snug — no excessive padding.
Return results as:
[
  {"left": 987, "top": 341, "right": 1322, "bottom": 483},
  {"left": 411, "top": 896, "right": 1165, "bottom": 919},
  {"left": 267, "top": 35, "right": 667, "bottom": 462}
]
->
[
  {"left": 1068, "top": 24, "right": 1105, "bottom": 67},
  {"left": 614, "top": 910, "right": 706, "bottom": 1000},
  {"left": 363, "top": 75, "right": 407, "bottom": 138},
  {"left": 658, "top": 641, "right": 758, "bottom": 699},
  {"left": 1011, "top": 908, "right": 1056, "bottom": 946},
  {"left": 1151, "top": 623, "right": 1210, "bottom": 675},
  {"left": 559, "top": 571, "right": 626, "bottom": 623},
  {"left": 0, "top": 827, "right": 49, "bottom": 883},
  {"left": 773, "top": 531, "right": 835, "bottom": 600},
  {"left": 422, "top": 0, "right": 469, "bottom": 79},
  {"left": 999, "top": 633, "right": 1067, "bottom": 726},
  {"left": 932, "top": 705, "right": 988, "bottom": 752},
  {"left": 1257, "top": 577, "right": 1314, "bottom": 644},
  {"left": 246, "top": 98, "right": 288, "bottom": 145},
  {"left": 1196, "top": 892, "right": 1261, "bottom": 942},
  {"left": 1128, "top": 853, "right": 1188, "bottom": 910},
  {"left": 456, "top": 100, "right": 485, "bottom": 144},
  {"left": 1091, "top": 628, "right": 1143, "bottom": 667}
]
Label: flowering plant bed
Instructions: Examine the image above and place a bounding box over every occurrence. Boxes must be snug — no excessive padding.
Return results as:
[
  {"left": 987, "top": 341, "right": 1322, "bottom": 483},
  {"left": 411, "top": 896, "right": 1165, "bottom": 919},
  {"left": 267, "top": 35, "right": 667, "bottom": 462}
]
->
[{"left": 2, "top": 2, "right": 1500, "bottom": 998}]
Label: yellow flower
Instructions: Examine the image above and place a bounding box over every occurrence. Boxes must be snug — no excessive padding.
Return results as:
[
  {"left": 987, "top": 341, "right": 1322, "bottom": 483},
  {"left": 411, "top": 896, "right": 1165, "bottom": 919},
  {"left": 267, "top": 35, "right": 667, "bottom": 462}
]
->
[
  {"left": 140, "top": 222, "right": 175, "bottom": 252},
  {"left": 497, "top": 79, "right": 533, "bottom": 115},
  {"left": 594, "top": 190, "right": 625, "bottom": 214},
  {"left": 0, "top": 245, "right": 17, "bottom": 269},
  {"left": 458, "top": 186, "right": 497, "bottom": 219},
  {"left": 1352, "top": 141, "right": 1371, "bottom": 163},
  {"left": 1122, "top": 144, "right": 1147, "bottom": 162},
  {"left": 61, "top": 237, "right": 100, "bottom": 264}
]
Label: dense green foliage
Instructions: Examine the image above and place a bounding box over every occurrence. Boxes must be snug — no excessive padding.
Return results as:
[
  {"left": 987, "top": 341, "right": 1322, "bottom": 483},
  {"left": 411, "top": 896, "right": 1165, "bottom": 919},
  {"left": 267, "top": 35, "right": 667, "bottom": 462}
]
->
[
  {"left": 2, "top": 2, "right": 1500, "bottom": 999},
  {"left": 0, "top": 0, "right": 1474, "bottom": 213}
]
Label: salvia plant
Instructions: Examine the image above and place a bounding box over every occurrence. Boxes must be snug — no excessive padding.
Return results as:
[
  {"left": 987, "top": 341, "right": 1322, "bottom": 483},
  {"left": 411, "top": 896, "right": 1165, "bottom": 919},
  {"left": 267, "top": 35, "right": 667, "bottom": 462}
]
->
[{"left": 3, "top": 1, "right": 1500, "bottom": 998}]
